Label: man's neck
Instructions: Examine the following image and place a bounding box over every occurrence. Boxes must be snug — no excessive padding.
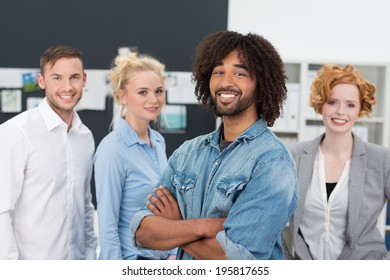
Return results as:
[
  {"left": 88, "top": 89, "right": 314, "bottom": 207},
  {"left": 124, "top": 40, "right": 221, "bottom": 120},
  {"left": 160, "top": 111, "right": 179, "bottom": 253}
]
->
[{"left": 222, "top": 114, "right": 258, "bottom": 142}]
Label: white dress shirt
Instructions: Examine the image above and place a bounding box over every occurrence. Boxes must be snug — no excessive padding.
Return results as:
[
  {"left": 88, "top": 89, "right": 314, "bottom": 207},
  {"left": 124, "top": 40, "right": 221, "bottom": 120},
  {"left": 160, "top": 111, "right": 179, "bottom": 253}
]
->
[
  {"left": 300, "top": 148, "right": 350, "bottom": 260},
  {"left": 0, "top": 98, "right": 97, "bottom": 259}
]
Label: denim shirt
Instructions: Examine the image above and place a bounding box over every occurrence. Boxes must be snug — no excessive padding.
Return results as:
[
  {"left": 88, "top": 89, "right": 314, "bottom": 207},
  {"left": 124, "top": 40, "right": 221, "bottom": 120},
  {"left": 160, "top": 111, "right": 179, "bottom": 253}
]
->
[{"left": 131, "top": 119, "right": 298, "bottom": 259}]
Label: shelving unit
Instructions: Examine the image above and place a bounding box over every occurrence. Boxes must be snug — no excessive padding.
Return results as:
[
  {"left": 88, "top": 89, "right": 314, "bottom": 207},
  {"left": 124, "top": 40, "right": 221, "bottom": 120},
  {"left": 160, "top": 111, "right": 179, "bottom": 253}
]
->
[{"left": 272, "top": 61, "right": 390, "bottom": 249}]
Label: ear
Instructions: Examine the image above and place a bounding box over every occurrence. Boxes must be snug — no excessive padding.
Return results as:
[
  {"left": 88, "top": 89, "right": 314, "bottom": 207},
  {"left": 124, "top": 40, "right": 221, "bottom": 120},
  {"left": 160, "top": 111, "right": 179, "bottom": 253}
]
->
[
  {"left": 37, "top": 73, "right": 45, "bottom": 89},
  {"left": 119, "top": 89, "right": 127, "bottom": 104},
  {"left": 82, "top": 72, "right": 87, "bottom": 87}
]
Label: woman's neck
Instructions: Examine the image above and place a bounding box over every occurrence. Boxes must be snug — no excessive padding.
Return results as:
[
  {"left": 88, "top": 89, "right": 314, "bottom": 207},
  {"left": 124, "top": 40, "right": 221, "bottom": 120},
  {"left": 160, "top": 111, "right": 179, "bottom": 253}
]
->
[
  {"left": 125, "top": 116, "right": 150, "bottom": 145},
  {"left": 320, "top": 130, "right": 354, "bottom": 158}
]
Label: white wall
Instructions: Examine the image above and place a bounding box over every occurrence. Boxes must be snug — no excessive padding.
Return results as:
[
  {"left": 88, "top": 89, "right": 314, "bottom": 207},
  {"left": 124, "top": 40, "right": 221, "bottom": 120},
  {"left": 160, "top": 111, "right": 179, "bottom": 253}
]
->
[{"left": 228, "top": 0, "right": 390, "bottom": 64}]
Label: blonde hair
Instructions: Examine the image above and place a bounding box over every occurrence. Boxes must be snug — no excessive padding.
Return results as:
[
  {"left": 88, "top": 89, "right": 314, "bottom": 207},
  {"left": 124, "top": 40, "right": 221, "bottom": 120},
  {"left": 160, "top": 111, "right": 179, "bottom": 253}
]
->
[
  {"left": 310, "top": 64, "right": 376, "bottom": 117},
  {"left": 109, "top": 51, "right": 165, "bottom": 118}
]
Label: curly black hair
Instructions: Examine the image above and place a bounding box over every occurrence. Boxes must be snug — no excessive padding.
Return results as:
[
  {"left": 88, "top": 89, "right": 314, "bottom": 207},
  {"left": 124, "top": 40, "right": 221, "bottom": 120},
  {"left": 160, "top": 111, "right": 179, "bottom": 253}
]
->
[{"left": 192, "top": 31, "right": 287, "bottom": 126}]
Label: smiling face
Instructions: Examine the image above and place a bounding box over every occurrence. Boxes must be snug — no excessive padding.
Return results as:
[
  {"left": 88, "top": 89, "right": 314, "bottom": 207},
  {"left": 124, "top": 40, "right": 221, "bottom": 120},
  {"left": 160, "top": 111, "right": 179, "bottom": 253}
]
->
[
  {"left": 121, "top": 70, "right": 165, "bottom": 126},
  {"left": 38, "top": 57, "right": 86, "bottom": 123},
  {"left": 209, "top": 50, "right": 257, "bottom": 119},
  {"left": 321, "top": 83, "right": 361, "bottom": 135}
]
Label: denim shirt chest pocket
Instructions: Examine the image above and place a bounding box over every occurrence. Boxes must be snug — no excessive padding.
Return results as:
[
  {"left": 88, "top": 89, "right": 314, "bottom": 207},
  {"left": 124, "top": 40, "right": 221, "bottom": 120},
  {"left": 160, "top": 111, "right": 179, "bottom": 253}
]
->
[
  {"left": 207, "top": 177, "right": 248, "bottom": 217},
  {"left": 171, "top": 172, "right": 197, "bottom": 218}
]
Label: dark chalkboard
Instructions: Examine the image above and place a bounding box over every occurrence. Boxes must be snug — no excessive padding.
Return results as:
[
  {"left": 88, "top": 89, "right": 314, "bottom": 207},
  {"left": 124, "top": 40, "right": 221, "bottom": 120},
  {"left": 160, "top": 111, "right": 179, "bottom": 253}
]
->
[
  {"left": 0, "top": 0, "right": 228, "bottom": 206},
  {"left": 0, "top": 0, "right": 227, "bottom": 151}
]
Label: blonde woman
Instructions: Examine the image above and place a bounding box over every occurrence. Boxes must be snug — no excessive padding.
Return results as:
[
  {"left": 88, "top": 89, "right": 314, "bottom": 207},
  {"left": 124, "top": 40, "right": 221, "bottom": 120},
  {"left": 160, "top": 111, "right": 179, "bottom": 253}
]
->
[
  {"left": 94, "top": 51, "right": 175, "bottom": 259},
  {"left": 285, "top": 64, "right": 390, "bottom": 259}
]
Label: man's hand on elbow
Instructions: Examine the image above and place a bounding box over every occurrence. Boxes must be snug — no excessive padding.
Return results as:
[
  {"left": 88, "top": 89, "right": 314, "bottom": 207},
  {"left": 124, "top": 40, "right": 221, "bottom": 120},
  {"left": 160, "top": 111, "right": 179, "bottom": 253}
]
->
[
  {"left": 198, "top": 217, "right": 226, "bottom": 239},
  {"left": 146, "top": 186, "right": 182, "bottom": 220},
  {"left": 137, "top": 185, "right": 227, "bottom": 251}
]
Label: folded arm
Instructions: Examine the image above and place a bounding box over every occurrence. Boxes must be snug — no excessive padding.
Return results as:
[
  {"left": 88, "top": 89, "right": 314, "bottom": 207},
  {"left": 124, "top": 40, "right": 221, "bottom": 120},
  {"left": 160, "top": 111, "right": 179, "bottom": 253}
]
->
[
  {"left": 135, "top": 214, "right": 225, "bottom": 251},
  {"left": 136, "top": 186, "right": 226, "bottom": 258},
  {"left": 181, "top": 238, "right": 227, "bottom": 260}
]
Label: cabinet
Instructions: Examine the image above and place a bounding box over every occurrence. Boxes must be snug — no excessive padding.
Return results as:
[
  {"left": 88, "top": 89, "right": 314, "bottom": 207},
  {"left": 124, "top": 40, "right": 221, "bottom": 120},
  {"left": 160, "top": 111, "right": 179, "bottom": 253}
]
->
[{"left": 273, "top": 61, "right": 390, "bottom": 249}]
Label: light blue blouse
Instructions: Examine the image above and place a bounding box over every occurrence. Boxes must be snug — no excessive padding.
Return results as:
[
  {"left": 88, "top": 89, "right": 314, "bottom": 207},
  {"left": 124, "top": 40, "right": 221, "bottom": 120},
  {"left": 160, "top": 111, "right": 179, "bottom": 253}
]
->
[{"left": 94, "top": 118, "right": 175, "bottom": 259}]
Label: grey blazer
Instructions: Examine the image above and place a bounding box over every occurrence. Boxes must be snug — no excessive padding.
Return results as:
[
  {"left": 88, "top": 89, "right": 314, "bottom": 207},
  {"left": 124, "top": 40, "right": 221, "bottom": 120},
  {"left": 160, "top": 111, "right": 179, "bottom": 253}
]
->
[{"left": 284, "top": 133, "right": 390, "bottom": 259}]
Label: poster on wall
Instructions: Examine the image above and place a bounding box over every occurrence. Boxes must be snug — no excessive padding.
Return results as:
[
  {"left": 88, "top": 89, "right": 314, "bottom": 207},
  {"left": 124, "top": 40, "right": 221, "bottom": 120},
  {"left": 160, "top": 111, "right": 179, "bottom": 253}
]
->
[
  {"left": 76, "top": 69, "right": 109, "bottom": 111},
  {"left": 161, "top": 104, "right": 187, "bottom": 133},
  {"left": 0, "top": 68, "right": 24, "bottom": 88},
  {"left": 165, "top": 71, "right": 198, "bottom": 104},
  {"left": 1, "top": 89, "right": 22, "bottom": 113},
  {"left": 22, "top": 71, "right": 41, "bottom": 92},
  {"left": 0, "top": 68, "right": 41, "bottom": 93},
  {"left": 27, "top": 97, "right": 44, "bottom": 110}
]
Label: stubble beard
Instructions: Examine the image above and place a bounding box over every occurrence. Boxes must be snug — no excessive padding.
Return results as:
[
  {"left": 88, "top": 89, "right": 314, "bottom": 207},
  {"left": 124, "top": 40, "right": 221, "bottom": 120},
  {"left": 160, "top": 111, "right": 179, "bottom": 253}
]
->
[
  {"left": 212, "top": 91, "right": 256, "bottom": 118},
  {"left": 46, "top": 91, "right": 82, "bottom": 118}
]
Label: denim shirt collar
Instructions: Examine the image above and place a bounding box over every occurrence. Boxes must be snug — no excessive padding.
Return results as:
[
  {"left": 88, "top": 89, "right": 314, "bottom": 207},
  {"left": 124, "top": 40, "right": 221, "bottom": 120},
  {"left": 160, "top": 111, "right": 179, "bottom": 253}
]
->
[{"left": 206, "top": 118, "right": 268, "bottom": 147}]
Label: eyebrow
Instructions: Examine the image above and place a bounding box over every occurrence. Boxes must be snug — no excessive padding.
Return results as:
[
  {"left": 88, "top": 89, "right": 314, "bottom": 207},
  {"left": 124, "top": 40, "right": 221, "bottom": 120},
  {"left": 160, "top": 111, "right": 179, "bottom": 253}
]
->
[
  {"left": 213, "top": 62, "right": 249, "bottom": 71},
  {"left": 50, "top": 73, "right": 81, "bottom": 77},
  {"left": 329, "top": 97, "right": 359, "bottom": 103},
  {"left": 234, "top": 63, "right": 249, "bottom": 71},
  {"left": 136, "top": 86, "right": 164, "bottom": 90}
]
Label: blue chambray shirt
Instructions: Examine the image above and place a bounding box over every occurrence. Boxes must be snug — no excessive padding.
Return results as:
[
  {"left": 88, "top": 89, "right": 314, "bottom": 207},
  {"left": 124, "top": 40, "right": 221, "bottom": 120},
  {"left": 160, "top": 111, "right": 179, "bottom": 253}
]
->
[
  {"left": 94, "top": 118, "right": 176, "bottom": 259},
  {"left": 131, "top": 118, "right": 298, "bottom": 259}
]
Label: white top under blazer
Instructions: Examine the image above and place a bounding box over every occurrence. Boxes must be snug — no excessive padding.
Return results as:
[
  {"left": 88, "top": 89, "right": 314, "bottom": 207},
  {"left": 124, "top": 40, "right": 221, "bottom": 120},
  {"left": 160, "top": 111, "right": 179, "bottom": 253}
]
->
[{"left": 300, "top": 148, "right": 350, "bottom": 260}]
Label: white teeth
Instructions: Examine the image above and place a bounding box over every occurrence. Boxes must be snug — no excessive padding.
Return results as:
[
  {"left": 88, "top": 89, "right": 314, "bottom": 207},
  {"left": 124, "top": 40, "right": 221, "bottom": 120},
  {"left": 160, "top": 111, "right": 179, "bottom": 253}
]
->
[
  {"left": 220, "top": 93, "right": 235, "bottom": 98},
  {"left": 61, "top": 95, "right": 72, "bottom": 100},
  {"left": 332, "top": 118, "right": 347, "bottom": 124}
]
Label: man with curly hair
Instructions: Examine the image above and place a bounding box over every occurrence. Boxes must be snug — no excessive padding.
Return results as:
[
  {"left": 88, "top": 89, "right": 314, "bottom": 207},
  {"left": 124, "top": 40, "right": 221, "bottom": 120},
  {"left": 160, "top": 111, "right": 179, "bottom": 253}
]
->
[{"left": 130, "top": 31, "right": 298, "bottom": 260}]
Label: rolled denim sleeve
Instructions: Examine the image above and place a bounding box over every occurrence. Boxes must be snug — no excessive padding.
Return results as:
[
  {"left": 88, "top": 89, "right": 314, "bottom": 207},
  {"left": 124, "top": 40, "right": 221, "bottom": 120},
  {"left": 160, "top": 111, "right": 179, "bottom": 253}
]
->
[
  {"left": 129, "top": 208, "right": 178, "bottom": 257},
  {"left": 216, "top": 231, "right": 256, "bottom": 259},
  {"left": 219, "top": 156, "right": 298, "bottom": 259},
  {"left": 130, "top": 209, "right": 154, "bottom": 249}
]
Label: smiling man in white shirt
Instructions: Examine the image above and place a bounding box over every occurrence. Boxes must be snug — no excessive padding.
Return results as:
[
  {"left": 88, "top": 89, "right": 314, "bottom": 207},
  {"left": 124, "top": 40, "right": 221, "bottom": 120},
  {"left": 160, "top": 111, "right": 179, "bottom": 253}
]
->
[{"left": 0, "top": 45, "right": 97, "bottom": 259}]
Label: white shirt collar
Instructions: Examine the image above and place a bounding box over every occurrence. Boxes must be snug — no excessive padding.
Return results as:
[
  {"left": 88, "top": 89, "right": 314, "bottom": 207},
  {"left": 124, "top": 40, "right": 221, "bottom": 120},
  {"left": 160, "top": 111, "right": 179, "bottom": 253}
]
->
[{"left": 38, "top": 98, "right": 81, "bottom": 131}]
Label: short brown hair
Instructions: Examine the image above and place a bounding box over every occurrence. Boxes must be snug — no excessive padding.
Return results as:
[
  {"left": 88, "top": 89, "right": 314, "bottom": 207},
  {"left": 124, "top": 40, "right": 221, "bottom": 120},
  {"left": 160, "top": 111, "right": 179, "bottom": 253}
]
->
[{"left": 40, "top": 45, "right": 83, "bottom": 75}]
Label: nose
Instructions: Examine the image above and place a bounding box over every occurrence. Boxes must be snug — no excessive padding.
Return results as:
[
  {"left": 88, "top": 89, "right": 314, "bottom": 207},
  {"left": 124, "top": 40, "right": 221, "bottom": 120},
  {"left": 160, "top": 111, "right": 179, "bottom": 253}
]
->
[
  {"left": 220, "top": 73, "right": 234, "bottom": 87},
  {"left": 62, "top": 79, "right": 73, "bottom": 91},
  {"left": 335, "top": 103, "right": 345, "bottom": 114},
  {"left": 148, "top": 93, "right": 158, "bottom": 104}
]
